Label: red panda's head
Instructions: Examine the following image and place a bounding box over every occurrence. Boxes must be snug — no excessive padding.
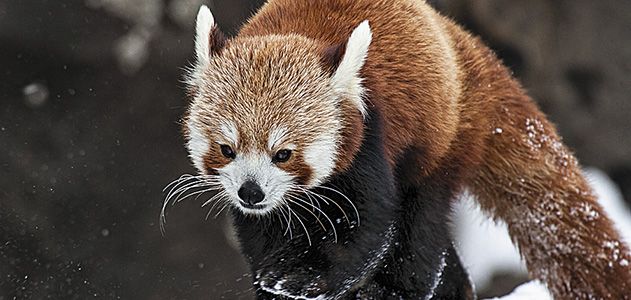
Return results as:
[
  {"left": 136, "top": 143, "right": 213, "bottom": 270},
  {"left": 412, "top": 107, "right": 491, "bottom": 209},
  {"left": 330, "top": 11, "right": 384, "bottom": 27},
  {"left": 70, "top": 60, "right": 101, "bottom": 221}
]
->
[{"left": 183, "top": 6, "right": 370, "bottom": 215}]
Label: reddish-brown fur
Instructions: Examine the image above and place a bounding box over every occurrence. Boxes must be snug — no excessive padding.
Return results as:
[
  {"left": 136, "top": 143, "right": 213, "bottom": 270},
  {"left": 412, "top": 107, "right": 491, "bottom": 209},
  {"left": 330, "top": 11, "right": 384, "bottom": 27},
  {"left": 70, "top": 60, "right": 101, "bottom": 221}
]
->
[{"left": 220, "top": 0, "right": 631, "bottom": 298}]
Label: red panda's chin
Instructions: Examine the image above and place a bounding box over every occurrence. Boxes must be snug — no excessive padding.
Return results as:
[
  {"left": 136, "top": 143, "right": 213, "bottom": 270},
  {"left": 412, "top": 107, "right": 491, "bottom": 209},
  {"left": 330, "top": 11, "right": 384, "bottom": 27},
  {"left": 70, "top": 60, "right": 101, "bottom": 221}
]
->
[{"left": 235, "top": 201, "right": 275, "bottom": 216}]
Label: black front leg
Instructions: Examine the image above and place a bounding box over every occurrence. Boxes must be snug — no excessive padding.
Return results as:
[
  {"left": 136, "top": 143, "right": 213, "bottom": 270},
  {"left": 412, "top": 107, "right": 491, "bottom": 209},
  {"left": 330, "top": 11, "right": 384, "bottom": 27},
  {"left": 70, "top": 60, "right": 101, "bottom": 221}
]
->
[
  {"left": 253, "top": 219, "right": 396, "bottom": 299},
  {"left": 354, "top": 146, "right": 474, "bottom": 299}
]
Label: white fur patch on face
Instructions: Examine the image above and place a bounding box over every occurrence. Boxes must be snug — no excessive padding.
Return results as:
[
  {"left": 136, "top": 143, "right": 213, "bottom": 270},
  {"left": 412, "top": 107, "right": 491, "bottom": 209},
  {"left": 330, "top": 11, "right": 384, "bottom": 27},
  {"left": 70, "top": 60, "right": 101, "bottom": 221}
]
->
[
  {"left": 186, "top": 114, "right": 211, "bottom": 173},
  {"left": 303, "top": 131, "right": 339, "bottom": 186},
  {"left": 194, "top": 5, "right": 215, "bottom": 66},
  {"left": 332, "top": 20, "right": 372, "bottom": 118},
  {"left": 267, "top": 127, "right": 289, "bottom": 150},
  {"left": 219, "top": 122, "right": 239, "bottom": 146},
  {"left": 217, "top": 152, "right": 295, "bottom": 215}
]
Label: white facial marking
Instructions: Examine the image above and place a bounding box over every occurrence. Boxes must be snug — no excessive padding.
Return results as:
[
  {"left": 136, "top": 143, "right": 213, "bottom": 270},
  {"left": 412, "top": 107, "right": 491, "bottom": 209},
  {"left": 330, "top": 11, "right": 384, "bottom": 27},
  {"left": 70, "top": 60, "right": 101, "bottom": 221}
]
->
[
  {"left": 186, "top": 115, "right": 211, "bottom": 173},
  {"left": 303, "top": 131, "right": 339, "bottom": 186},
  {"left": 219, "top": 122, "right": 239, "bottom": 146},
  {"left": 268, "top": 127, "right": 288, "bottom": 150},
  {"left": 194, "top": 5, "right": 215, "bottom": 66},
  {"left": 332, "top": 20, "right": 372, "bottom": 118},
  {"left": 217, "top": 152, "right": 295, "bottom": 215}
]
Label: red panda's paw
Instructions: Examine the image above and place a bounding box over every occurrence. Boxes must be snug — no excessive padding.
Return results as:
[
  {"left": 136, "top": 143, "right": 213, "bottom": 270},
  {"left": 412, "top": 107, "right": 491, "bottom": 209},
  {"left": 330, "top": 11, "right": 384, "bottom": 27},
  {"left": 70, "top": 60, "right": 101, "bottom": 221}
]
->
[{"left": 255, "top": 267, "right": 329, "bottom": 299}]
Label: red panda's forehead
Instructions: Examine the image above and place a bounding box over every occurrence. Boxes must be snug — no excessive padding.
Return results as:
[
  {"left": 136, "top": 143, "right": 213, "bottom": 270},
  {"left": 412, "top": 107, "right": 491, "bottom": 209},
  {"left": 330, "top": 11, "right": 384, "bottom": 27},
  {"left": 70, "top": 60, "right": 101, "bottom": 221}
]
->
[
  {"left": 197, "top": 36, "right": 341, "bottom": 153},
  {"left": 205, "top": 39, "right": 330, "bottom": 100}
]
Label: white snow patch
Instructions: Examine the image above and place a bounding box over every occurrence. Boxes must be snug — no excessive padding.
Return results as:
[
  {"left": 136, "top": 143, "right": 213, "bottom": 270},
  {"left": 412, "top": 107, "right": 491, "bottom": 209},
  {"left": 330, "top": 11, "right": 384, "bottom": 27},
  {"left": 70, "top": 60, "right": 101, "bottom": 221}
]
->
[
  {"left": 274, "top": 279, "right": 286, "bottom": 290},
  {"left": 584, "top": 168, "right": 631, "bottom": 244},
  {"left": 452, "top": 191, "right": 526, "bottom": 289},
  {"left": 486, "top": 280, "right": 552, "bottom": 300},
  {"left": 259, "top": 282, "right": 327, "bottom": 300}
]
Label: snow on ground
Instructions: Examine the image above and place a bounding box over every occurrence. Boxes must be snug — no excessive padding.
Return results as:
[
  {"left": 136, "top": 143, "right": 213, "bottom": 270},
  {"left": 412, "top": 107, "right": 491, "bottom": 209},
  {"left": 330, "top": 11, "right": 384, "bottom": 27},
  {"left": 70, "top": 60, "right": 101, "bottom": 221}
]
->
[
  {"left": 453, "top": 168, "right": 631, "bottom": 298},
  {"left": 586, "top": 168, "right": 631, "bottom": 244},
  {"left": 488, "top": 280, "right": 552, "bottom": 300},
  {"left": 452, "top": 191, "right": 526, "bottom": 289}
]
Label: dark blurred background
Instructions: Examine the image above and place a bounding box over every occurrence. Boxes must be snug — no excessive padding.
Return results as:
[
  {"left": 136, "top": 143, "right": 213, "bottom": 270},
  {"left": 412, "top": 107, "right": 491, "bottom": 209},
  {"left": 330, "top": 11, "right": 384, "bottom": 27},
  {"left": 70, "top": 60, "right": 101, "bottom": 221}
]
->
[{"left": 1, "top": 0, "right": 630, "bottom": 299}]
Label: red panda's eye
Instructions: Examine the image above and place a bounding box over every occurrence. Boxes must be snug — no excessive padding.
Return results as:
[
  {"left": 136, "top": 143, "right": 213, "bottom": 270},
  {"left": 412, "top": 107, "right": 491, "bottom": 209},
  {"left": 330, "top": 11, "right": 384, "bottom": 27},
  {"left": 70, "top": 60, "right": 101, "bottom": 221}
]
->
[
  {"left": 273, "top": 149, "right": 292, "bottom": 163},
  {"left": 220, "top": 145, "right": 235, "bottom": 159}
]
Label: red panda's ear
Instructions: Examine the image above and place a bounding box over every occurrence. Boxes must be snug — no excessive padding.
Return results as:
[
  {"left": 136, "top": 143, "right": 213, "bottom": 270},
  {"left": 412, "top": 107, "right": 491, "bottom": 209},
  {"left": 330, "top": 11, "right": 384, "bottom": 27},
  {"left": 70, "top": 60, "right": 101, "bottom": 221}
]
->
[
  {"left": 194, "top": 5, "right": 226, "bottom": 66},
  {"left": 328, "top": 21, "right": 372, "bottom": 118},
  {"left": 321, "top": 43, "right": 347, "bottom": 75}
]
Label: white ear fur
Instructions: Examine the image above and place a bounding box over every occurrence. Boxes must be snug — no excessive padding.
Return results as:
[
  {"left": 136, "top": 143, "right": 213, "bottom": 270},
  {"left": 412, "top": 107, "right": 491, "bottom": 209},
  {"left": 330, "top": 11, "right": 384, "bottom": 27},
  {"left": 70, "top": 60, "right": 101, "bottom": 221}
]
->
[
  {"left": 331, "top": 20, "right": 372, "bottom": 118},
  {"left": 195, "top": 5, "right": 215, "bottom": 66}
]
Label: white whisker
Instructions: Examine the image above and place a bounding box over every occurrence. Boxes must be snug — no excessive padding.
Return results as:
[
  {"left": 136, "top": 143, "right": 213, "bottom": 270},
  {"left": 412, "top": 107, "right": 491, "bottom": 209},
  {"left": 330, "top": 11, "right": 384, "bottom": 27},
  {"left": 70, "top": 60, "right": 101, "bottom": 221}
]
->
[
  {"left": 162, "top": 174, "right": 198, "bottom": 192},
  {"left": 286, "top": 195, "right": 338, "bottom": 243},
  {"left": 206, "top": 193, "right": 230, "bottom": 218},
  {"left": 286, "top": 202, "right": 297, "bottom": 239},
  {"left": 193, "top": 186, "right": 220, "bottom": 202},
  {"left": 161, "top": 173, "right": 225, "bottom": 235},
  {"left": 202, "top": 190, "right": 228, "bottom": 207},
  {"left": 165, "top": 180, "right": 206, "bottom": 204},
  {"left": 214, "top": 201, "right": 231, "bottom": 218},
  {"left": 293, "top": 186, "right": 351, "bottom": 226},
  {"left": 289, "top": 207, "right": 312, "bottom": 246},
  {"left": 174, "top": 183, "right": 222, "bottom": 204},
  {"left": 163, "top": 174, "right": 220, "bottom": 192},
  {"left": 285, "top": 194, "right": 328, "bottom": 233},
  {"left": 300, "top": 184, "right": 360, "bottom": 226},
  {"left": 206, "top": 196, "right": 229, "bottom": 220},
  {"left": 276, "top": 205, "right": 292, "bottom": 238},
  {"left": 316, "top": 185, "right": 360, "bottom": 225},
  {"left": 280, "top": 204, "right": 294, "bottom": 238}
]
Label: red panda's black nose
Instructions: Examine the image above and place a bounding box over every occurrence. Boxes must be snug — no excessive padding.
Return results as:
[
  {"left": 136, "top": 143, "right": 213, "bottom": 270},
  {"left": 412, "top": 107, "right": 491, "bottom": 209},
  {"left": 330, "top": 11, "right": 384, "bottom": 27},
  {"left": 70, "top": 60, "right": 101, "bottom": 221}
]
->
[{"left": 238, "top": 181, "right": 265, "bottom": 206}]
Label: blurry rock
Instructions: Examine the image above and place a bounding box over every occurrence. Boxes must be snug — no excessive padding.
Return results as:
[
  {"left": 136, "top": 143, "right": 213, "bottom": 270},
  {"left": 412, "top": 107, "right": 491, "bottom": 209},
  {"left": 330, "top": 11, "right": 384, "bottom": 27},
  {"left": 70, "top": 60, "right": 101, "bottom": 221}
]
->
[
  {"left": 86, "top": 0, "right": 163, "bottom": 74},
  {"left": 114, "top": 28, "right": 152, "bottom": 75},
  {"left": 168, "top": 0, "right": 208, "bottom": 29},
  {"left": 22, "top": 82, "right": 49, "bottom": 108},
  {"left": 85, "top": 0, "right": 163, "bottom": 27}
]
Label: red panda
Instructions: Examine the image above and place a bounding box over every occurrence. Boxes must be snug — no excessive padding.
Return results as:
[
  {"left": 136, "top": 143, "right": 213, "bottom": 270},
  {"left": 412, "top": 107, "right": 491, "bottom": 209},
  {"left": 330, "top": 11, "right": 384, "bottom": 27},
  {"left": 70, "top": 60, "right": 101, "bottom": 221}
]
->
[{"left": 174, "top": 0, "right": 631, "bottom": 299}]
